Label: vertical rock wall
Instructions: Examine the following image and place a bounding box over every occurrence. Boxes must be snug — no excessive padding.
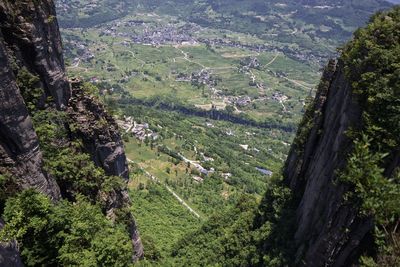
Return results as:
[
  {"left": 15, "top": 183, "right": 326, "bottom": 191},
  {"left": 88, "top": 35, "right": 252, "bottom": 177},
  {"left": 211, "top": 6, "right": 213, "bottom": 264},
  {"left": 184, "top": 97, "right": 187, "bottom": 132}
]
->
[
  {"left": 0, "top": 0, "right": 143, "bottom": 262},
  {"left": 0, "top": 31, "right": 61, "bottom": 201},
  {"left": 283, "top": 60, "right": 373, "bottom": 266}
]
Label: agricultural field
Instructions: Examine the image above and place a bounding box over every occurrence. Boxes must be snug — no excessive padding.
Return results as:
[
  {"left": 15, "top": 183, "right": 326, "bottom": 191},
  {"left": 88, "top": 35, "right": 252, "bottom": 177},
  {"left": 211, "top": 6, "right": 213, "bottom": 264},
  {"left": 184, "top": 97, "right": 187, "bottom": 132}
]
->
[
  {"left": 121, "top": 105, "right": 291, "bottom": 259},
  {"left": 63, "top": 13, "right": 320, "bottom": 125},
  {"left": 59, "top": 12, "right": 322, "bottom": 257},
  {"left": 57, "top": 4, "right": 378, "bottom": 261}
]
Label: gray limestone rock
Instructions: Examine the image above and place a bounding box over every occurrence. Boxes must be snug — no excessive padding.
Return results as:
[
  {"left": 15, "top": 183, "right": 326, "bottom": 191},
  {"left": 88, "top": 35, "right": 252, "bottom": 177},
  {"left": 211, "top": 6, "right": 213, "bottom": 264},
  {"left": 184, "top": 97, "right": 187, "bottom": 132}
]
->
[
  {"left": 283, "top": 60, "right": 376, "bottom": 266},
  {"left": 0, "top": 220, "right": 24, "bottom": 267}
]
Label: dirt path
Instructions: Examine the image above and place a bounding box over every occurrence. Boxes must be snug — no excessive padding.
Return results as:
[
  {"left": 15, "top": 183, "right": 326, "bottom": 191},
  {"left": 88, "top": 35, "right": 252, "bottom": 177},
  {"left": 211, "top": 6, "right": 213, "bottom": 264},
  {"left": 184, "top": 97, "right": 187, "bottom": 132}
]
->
[
  {"left": 127, "top": 158, "right": 201, "bottom": 219},
  {"left": 123, "top": 50, "right": 146, "bottom": 67},
  {"left": 282, "top": 77, "right": 312, "bottom": 90},
  {"left": 175, "top": 48, "right": 206, "bottom": 69},
  {"left": 265, "top": 53, "right": 279, "bottom": 67}
]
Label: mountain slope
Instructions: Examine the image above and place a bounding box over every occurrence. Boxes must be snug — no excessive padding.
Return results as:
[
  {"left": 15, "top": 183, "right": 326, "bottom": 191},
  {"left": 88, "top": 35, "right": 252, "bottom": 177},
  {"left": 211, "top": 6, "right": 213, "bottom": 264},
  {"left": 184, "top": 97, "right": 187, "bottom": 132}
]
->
[
  {"left": 0, "top": 0, "right": 143, "bottom": 265},
  {"left": 56, "top": 0, "right": 393, "bottom": 61},
  {"left": 130, "top": 0, "right": 392, "bottom": 57},
  {"left": 172, "top": 6, "right": 400, "bottom": 266}
]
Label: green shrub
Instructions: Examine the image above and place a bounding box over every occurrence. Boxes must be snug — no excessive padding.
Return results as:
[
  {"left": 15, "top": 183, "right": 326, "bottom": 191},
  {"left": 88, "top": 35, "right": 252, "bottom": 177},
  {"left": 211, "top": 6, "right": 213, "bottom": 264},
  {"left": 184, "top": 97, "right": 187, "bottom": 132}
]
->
[{"left": 0, "top": 190, "right": 133, "bottom": 267}]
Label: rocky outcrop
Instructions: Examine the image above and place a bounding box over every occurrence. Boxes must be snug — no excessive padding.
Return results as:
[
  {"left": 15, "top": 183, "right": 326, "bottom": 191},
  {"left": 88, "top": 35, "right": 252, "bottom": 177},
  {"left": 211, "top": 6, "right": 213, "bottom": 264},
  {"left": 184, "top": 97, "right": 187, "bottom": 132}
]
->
[
  {"left": 67, "top": 80, "right": 143, "bottom": 259},
  {"left": 0, "top": 0, "right": 70, "bottom": 108},
  {"left": 0, "top": 0, "right": 143, "bottom": 263},
  {"left": 0, "top": 220, "right": 23, "bottom": 267},
  {"left": 0, "top": 31, "right": 61, "bottom": 201},
  {"left": 283, "top": 59, "right": 372, "bottom": 266},
  {"left": 98, "top": 186, "right": 144, "bottom": 260},
  {"left": 67, "top": 80, "right": 129, "bottom": 179}
]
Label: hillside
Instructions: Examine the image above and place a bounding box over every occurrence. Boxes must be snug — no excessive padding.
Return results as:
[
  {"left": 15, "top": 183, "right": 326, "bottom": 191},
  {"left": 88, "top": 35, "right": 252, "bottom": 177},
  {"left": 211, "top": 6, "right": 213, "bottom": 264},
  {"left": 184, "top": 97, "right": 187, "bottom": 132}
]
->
[
  {"left": 0, "top": 1, "right": 399, "bottom": 266},
  {"left": 57, "top": 0, "right": 393, "bottom": 59},
  {"left": 0, "top": 0, "right": 142, "bottom": 265},
  {"left": 171, "top": 7, "right": 400, "bottom": 266}
]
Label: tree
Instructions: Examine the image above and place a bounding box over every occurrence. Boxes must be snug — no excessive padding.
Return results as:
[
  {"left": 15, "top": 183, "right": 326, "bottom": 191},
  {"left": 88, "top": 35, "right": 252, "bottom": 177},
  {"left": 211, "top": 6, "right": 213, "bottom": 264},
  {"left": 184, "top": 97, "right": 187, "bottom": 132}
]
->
[
  {"left": 225, "top": 105, "right": 235, "bottom": 114},
  {"left": 0, "top": 190, "right": 133, "bottom": 267}
]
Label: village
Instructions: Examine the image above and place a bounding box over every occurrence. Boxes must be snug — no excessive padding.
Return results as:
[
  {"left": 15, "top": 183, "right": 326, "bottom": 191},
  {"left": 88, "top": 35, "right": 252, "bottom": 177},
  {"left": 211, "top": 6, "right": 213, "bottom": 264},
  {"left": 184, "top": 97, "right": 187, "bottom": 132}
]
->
[
  {"left": 116, "top": 116, "right": 220, "bottom": 182},
  {"left": 116, "top": 115, "right": 274, "bottom": 186},
  {"left": 85, "top": 12, "right": 325, "bottom": 65},
  {"left": 99, "top": 18, "right": 200, "bottom": 46}
]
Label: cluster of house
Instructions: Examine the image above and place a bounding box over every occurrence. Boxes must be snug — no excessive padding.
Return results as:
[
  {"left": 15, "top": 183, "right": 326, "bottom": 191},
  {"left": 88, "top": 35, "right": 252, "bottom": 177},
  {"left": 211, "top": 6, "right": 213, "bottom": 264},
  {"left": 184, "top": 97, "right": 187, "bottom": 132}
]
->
[
  {"left": 216, "top": 91, "right": 287, "bottom": 108},
  {"left": 100, "top": 19, "right": 199, "bottom": 46},
  {"left": 199, "top": 37, "right": 267, "bottom": 53},
  {"left": 223, "top": 95, "right": 252, "bottom": 107},
  {"left": 239, "top": 57, "right": 261, "bottom": 72},
  {"left": 271, "top": 91, "right": 289, "bottom": 102},
  {"left": 133, "top": 26, "right": 197, "bottom": 46},
  {"left": 191, "top": 70, "right": 218, "bottom": 88},
  {"left": 116, "top": 116, "right": 159, "bottom": 142},
  {"left": 63, "top": 40, "right": 95, "bottom": 66}
]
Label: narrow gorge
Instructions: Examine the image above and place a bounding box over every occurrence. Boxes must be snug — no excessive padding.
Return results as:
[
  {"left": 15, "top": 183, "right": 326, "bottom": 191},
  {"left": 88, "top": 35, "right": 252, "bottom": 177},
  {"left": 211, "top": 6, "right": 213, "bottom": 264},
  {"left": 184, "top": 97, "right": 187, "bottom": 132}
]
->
[{"left": 0, "top": 1, "right": 399, "bottom": 267}]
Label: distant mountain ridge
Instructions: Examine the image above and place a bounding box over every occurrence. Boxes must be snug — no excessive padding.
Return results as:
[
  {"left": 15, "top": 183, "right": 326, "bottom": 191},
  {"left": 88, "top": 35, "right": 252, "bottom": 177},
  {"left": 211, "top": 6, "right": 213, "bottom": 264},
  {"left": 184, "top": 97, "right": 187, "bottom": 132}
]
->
[
  {"left": 56, "top": 0, "right": 394, "bottom": 66},
  {"left": 130, "top": 0, "right": 392, "bottom": 59}
]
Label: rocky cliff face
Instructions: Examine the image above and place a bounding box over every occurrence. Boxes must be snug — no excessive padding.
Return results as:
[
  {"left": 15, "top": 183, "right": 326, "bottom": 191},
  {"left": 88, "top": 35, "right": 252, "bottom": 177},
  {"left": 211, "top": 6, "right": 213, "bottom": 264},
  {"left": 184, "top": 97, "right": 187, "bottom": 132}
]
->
[
  {"left": 283, "top": 59, "right": 379, "bottom": 266},
  {"left": 0, "top": 0, "right": 70, "bottom": 108},
  {"left": 68, "top": 81, "right": 129, "bottom": 179},
  {"left": 0, "top": 20, "right": 61, "bottom": 201},
  {"left": 0, "top": 0, "right": 142, "bottom": 263},
  {"left": 0, "top": 219, "right": 23, "bottom": 267},
  {"left": 68, "top": 80, "right": 143, "bottom": 258}
]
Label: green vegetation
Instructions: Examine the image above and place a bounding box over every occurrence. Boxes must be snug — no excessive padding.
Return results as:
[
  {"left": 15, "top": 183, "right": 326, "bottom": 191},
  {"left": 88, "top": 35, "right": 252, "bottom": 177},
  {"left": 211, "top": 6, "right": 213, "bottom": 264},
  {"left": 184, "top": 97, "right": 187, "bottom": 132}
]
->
[
  {"left": 340, "top": 135, "right": 400, "bottom": 225},
  {"left": 129, "top": 180, "right": 199, "bottom": 262},
  {"left": 340, "top": 7, "right": 400, "bottom": 266},
  {"left": 62, "top": 20, "right": 315, "bottom": 124},
  {"left": 342, "top": 7, "right": 400, "bottom": 154},
  {"left": 121, "top": 105, "right": 287, "bottom": 212},
  {"left": 171, "top": 195, "right": 259, "bottom": 266},
  {"left": 16, "top": 68, "right": 45, "bottom": 112},
  {"left": 1, "top": 67, "right": 135, "bottom": 266},
  {"left": 0, "top": 190, "right": 132, "bottom": 267},
  {"left": 170, "top": 174, "right": 296, "bottom": 266},
  {"left": 138, "top": 6, "right": 400, "bottom": 267}
]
